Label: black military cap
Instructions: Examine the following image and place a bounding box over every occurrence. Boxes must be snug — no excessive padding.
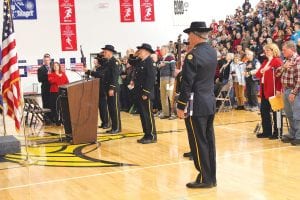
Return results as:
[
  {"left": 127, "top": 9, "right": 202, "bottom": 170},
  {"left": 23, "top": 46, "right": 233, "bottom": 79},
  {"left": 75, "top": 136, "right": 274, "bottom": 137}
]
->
[
  {"left": 136, "top": 43, "right": 155, "bottom": 54},
  {"left": 101, "top": 44, "right": 117, "bottom": 53},
  {"left": 183, "top": 21, "right": 212, "bottom": 33}
]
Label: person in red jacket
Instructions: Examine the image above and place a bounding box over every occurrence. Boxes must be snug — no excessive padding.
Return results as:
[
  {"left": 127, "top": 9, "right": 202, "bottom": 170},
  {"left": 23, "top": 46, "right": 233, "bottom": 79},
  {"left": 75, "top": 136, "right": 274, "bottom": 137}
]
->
[
  {"left": 255, "top": 43, "right": 283, "bottom": 139},
  {"left": 48, "top": 62, "right": 69, "bottom": 125}
]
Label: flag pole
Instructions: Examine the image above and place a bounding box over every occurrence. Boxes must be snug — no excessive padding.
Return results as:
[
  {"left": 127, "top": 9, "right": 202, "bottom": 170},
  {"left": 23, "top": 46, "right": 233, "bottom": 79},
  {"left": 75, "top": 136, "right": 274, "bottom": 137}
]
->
[
  {"left": 2, "top": 110, "right": 7, "bottom": 136},
  {"left": 20, "top": 104, "right": 36, "bottom": 166}
]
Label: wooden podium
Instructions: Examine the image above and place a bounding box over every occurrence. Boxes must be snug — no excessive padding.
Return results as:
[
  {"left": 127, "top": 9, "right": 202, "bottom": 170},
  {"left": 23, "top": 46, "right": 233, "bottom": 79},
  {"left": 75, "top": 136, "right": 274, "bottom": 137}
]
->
[{"left": 59, "top": 79, "right": 99, "bottom": 144}]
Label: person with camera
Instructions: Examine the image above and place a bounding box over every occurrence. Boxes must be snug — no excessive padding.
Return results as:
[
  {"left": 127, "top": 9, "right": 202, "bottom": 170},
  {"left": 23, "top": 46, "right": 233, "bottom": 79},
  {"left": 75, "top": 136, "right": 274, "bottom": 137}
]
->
[
  {"left": 101, "top": 45, "right": 122, "bottom": 134},
  {"left": 84, "top": 52, "right": 110, "bottom": 129}
]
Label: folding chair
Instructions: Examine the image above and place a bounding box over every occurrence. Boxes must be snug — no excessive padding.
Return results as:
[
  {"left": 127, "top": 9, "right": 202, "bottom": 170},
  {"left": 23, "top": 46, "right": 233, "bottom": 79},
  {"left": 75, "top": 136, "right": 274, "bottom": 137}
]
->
[
  {"left": 216, "top": 81, "right": 233, "bottom": 112},
  {"left": 253, "top": 110, "right": 289, "bottom": 139},
  {"left": 25, "top": 98, "right": 51, "bottom": 128}
]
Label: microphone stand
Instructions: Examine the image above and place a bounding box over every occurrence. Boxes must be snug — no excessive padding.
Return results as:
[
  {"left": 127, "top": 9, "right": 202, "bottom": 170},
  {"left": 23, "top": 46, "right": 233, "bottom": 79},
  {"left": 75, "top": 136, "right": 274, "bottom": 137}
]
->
[{"left": 66, "top": 68, "right": 86, "bottom": 80}]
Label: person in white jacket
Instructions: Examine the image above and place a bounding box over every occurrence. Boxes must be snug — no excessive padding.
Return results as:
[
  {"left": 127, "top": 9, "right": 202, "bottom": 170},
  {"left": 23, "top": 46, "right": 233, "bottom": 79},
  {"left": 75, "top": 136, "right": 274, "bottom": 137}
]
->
[{"left": 230, "top": 54, "right": 246, "bottom": 110}]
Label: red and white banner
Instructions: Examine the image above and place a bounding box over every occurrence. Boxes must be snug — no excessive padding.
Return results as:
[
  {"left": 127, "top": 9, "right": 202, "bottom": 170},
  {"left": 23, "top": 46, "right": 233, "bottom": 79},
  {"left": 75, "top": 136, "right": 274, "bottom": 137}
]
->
[
  {"left": 59, "top": 0, "right": 77, "bottom": 51},
  {"left": 60, "top": 24, "right": 77, "bottom": 51},
  {"left": 119, "top": 0, "right": 135, "bottom": 22},
  {"left": 59, "top": 0, "right": 76, "bottom": 23},
  {"left": 140, "top": 0, "right": 155, "bottom": 22}
]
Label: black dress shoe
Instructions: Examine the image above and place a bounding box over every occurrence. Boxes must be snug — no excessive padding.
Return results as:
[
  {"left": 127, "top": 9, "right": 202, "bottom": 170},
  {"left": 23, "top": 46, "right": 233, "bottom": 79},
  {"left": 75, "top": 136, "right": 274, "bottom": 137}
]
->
[
  {"left": 105, "top": 129, "right": 121, "bottom": 134},
  {"left": 102, "top": 125, "right": 111, "bottom": 129},
  {"left": 137, "top": 137, "right": 157, "bottom": 144},
  {"left": 99, "top": 124, "right": 110, "bottom": 128},
  {"left": 183, "top": 152, "right": 192, "bottom": 158},
  {"left": 256, "top": 133, "right": 270, "bottom": 138},
  {"left": 186, "top": 181, "right": 214, "bottom": 188},
  {"left": 183, "top": 152, "right": 193, "bottom": 160},
  {"left": 269, "top": 134, "right": 278, "bottom": 140},
  {"left": 291, "top": 139, "right": 300, "bottom": 146}
]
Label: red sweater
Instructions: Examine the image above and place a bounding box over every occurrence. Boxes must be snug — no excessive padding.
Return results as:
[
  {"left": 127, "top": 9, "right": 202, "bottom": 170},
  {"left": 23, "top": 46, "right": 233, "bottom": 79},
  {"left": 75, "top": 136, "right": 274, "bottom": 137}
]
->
[
  {"left": 48, "top": 72, "right": 69, "bottom": 93},
  {"left": 255, "top": 57, "right": 283, "bottom": 99}
]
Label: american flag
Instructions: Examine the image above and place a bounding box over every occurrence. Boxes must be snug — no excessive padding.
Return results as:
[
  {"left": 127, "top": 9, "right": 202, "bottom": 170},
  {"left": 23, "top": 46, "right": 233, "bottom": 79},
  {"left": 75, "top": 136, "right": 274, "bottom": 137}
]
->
[{"left": 1, "top": 0, "right": 22, "bottom": 130}]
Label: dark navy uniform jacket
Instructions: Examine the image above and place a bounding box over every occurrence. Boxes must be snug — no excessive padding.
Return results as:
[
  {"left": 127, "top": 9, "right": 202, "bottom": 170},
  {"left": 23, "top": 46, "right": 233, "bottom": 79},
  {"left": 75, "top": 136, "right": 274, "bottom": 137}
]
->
[
  {"left": 133, "top": 56, "right": 156, "bottom": 100},
  {"left": 88, "top": 65, "right": 107, "bottom": 96},
  {"left": 177, "top": 42, "right": 217, "bottom": 116},
  {"left": 103, "top": 56, "right": 120, "bottom": 93}
]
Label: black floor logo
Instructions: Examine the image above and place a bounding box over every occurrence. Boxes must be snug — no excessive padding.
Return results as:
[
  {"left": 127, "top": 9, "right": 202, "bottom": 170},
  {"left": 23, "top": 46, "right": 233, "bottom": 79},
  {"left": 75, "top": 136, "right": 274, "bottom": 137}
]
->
[{"left": 3, "top": 130, "right": 184, "bottom": 168}]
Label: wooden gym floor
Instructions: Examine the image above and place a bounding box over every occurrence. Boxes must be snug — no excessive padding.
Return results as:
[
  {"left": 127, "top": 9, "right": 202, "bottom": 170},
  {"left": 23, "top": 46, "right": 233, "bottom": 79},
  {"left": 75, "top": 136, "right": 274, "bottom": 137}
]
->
[{"left": 0, "top": 110, "right": 299, "bottom": 200}]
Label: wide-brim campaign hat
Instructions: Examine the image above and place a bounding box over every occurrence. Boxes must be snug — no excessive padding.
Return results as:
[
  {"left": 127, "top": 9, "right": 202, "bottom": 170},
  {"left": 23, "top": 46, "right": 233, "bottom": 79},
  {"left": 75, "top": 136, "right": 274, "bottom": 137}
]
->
[
  {"left": 183, "top": 21, "right": 212, "bottom": 33},
  {"left": 101, "top": 44, "right": 117, "bottom": 53},
  {"left": 137, "top": 43, "right": 155, "bottom": 54}
]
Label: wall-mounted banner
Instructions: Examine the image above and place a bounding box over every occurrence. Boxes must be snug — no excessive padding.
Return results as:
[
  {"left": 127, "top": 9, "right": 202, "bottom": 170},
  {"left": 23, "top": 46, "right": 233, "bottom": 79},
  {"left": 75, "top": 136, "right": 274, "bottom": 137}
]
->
[
  {"left": 11, "top": 0, "right": 37, "bottom": 20},
  {"left": 59, "top": 0, "right": 76, "bottom": 23},
  {"left": 172, "top": 0, "right": 190, "bottom": 26},
  {"left": 140, "top": 0, "right": 155, "bottom": 22},
  {"left": 60, "top": 24, "right": 77, "bottom": 51},
  {"left": 119, "top": 0, "right": 135, "bottom": 22}
]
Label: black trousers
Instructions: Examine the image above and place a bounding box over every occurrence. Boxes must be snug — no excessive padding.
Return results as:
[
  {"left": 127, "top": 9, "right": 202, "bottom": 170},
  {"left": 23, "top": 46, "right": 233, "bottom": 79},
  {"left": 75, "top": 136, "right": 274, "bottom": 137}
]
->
[
  {"left": 136, "top": 97, "right": 156, "bottom": 139},
  {"left": 246, "top": 80, "right": 258, "bottom": 107},
  {"left": 107, "top": 92, "right": 121, "bottom": 131},
  {"left": 41, "top": 87, "right": 52, "bottom": 121},
  {"left": 184, "top": 115, "right": 216, "bottom": 184},
  {"left": 153, "top": 84, "right": 162, "bottom": 111},
  {"left": 260, "top": 88, "right": 280, "bottom": 136},
  {"left": 99, "top": 93, "right": 109, "bottom": 126},
  {"left": 50, "top": 92, "right": 59, "bottom": 123},
  {"left": 120, "top": 84, "right": 131, "bottom": 110}
]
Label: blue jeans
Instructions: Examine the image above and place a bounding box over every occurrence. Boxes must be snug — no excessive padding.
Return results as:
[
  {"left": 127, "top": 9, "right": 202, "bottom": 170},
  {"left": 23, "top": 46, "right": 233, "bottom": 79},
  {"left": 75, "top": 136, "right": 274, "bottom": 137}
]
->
[{"left": 283, "top": 89, "right": 300, "bottom": 139}]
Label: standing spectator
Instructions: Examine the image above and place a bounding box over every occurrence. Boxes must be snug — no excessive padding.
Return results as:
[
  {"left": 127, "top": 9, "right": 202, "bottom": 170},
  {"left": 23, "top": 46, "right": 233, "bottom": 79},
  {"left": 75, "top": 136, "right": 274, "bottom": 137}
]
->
[
  {"left": 255, "top": 43, "right": 283, "bottom": 139},
  {"left": 231, "top": 54, "right": 246, "bottom": 110},
  {"left": 280, "top": 41, "right": 300, "bottom": 146},
  {"left": 291, "top": 22, "right": 300, "bottom": 44},
  {"left": 158, "top": 45, "right": 176, "bottom": 119},
  {"left": 242, "top": 0, "right": 251, "bottom": 14},
  {"left": 244, "top": 50, "right": 260, "bottom": 111},
  {"left": 37, "top": 53, "right": 52, "bottom": 124}
]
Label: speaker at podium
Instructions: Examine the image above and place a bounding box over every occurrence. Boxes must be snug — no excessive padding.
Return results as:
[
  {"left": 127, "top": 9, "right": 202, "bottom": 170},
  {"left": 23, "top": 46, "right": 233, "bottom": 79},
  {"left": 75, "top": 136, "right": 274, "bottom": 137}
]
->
[{"left": 59, "top": 78, "right": 99, "bottom": 144}]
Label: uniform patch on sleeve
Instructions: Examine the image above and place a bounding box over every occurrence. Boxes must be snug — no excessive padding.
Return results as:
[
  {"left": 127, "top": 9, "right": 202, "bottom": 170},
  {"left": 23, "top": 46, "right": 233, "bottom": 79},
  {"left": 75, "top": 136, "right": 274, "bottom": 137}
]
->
[{"left": 187, "top": 54, "right": 193, "bottom": 60}]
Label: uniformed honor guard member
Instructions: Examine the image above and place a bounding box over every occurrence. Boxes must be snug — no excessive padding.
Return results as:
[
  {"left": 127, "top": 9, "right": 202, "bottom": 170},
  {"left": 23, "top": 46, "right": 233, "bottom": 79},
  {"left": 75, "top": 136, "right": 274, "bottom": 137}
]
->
[
  {"left": 102, "top": 45, "right": 122, "bottom": 134},
  {"left": 84, "top": 52, "right": 110, "bottom": 129},
  {"left": 132, "top": 43, "right": 157, "bottom": 144},
  {"left": 177, "top": 22, "right": 217, "bottom": 188}
]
